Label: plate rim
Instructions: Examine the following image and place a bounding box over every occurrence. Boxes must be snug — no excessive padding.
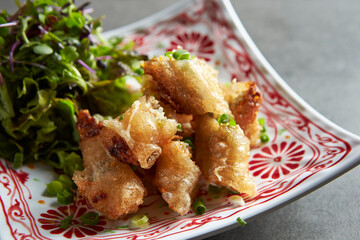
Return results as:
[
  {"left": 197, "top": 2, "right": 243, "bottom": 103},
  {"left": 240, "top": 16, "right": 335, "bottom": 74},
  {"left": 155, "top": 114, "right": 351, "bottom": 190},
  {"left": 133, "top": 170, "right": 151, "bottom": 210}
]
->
[
  {"left": 1, "top": 0, "right": 360, "bottom": 239},
  {"left": 102, "top": 0, "right": 360, "bottom": 238}
]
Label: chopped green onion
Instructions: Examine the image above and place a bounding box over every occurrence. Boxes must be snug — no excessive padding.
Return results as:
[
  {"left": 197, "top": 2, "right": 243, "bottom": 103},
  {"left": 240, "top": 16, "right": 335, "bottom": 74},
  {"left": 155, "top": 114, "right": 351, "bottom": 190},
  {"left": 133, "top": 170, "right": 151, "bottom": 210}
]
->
[
  {"left": 60, "top": 215, "right": 73, "bottom": 229},
  {"left": 258, "top": 118, "right": 266, "bottom": 132},
  {"left": 177, "top": 124, "right": 182, "bottom": 132},
  {"left": 228, "top": 118, "right": 237, "bottom": 127},
  {"left": 81, "top": 212, "right": 100, "bottom": 226},
  {"left": 258, "top": 118, "right": 265, "bottom": 126},
  {"left": 208, "top": 184, "right": 221, "bottom": 194},
  {"left": 58, "top": 175, "right": 73, "bottom": 190},
  {"left": 193, "top": 197, "right": 206, "bottom": 215},
  {"left": 47, "top": 180, "right": 63, "bottom": 195},
  {"left": 217, "top": 113, "right": 236, "bottom": 127},
  {"left": 135, "top": 68, "right": 144, "bottom": 75},
  {"left": 172, "top": 49, "right": 191, "bottom": 60},
  {"left": 227, "top": 187, "right": 240, "bottom": 195},
  {"left": 183, "top": 138, "right": 193, "bottom": 148},
  {"left": 57, "top": 189, "right": 75, "bottom": 205},
  {"left": 131, "top": 214, "right": 149, "bottom": 228},
  {"left": 119, "top": 114, "right": 124, "bottom": 120},
  {"left": 260, "top": 125, "right": 266, "bottom": 133},
  {"left": 258, "top": 118, "right": 270, "bottom": 142},
  {"left": 164, "top": 51, "right": 173, "bottom": 58},
  {"left": 236, "top": 217, "right": 247, "bottom": 227},
  {"left": 116, "top": 225, "right": 129, "bottom": 229},
  {"left": 260, "top": 134, "right": 269, "bottom": 143}
]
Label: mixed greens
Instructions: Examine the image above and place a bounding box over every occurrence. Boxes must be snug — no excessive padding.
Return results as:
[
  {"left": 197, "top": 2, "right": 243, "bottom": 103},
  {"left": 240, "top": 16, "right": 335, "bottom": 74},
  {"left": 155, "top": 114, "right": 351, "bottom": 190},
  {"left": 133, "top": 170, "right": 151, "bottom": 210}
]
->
[{"left": 0, "top": 0, "right": 146, "bottom": 201}]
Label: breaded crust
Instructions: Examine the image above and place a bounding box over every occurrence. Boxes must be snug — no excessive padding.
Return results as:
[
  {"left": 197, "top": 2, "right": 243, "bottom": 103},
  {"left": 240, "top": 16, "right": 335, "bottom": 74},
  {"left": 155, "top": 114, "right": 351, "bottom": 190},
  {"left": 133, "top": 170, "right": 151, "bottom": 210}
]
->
[
  {"left": 143, "top": 58, "right": 232, "bottom": 117},
  {"left": 74, "top": 111, "right": 146, "bottom": 220},
  {"left": 104, "top": 96, "right": 178, "bottom": 169},
  {"left": 155, "top": 141, "right": 201, "bottom": 215},
  {"left": 223, "top": 81, "right": 262, "bottom": 147},
  {"left": 194, "top": 114, "right": 257, "bottom": 197}
]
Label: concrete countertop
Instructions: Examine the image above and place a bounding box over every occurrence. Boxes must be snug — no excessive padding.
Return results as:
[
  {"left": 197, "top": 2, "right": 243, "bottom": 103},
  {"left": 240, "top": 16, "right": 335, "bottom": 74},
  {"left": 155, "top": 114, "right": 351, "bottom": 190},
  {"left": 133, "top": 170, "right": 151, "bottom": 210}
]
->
[{"left": 2, "top": 0, "right": 360, "bottom": 239}]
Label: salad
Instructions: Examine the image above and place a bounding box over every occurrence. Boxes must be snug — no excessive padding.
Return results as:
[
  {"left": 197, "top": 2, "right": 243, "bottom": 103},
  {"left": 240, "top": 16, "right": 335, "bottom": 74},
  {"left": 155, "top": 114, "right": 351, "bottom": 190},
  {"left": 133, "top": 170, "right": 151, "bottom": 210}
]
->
[{"left": 0, "top": 0, "right": 146, "bottom": 203}]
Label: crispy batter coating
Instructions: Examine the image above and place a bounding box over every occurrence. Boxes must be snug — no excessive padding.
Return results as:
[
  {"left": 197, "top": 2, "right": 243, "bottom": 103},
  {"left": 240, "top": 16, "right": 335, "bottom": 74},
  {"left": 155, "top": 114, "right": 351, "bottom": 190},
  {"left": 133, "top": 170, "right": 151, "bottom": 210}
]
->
[
  {"left": 104, "top": 96, "right": 178, "bottom": 169},
  {"left": 223, "top": 81, "right": 262, "bottom": 147},
  {"left": 194, "top": 114, "right": 257, "bottom": 197},
  {"left": 76, "top": 110, "right": 103, "bottom": 141},
  {"left": 77, "top": 110, "right": 138, "bottom": 166},
  {"left": 73, "top": 113, "right": 146, "bottom": 220},
  {"left": 142, "top": 58, "right": 232, "bottom": 116},
  {"left": 155, "top": 141, "right": 201, "bottom": 215}
]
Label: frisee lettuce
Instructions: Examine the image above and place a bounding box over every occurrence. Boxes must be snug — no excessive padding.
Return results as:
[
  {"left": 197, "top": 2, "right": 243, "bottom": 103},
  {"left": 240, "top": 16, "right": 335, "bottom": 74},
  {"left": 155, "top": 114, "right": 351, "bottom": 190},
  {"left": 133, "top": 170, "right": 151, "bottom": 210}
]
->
[{"left": 0, "top": 0, "right": 146, "bottom": 200}]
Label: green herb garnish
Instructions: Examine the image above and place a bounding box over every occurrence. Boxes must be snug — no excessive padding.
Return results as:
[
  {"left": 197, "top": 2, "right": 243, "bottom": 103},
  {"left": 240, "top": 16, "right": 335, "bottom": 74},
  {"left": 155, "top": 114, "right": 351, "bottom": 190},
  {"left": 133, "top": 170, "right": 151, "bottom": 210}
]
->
[
  {"left": 260, "top": 134, "right": 269, "bottom": 143},
  {"left": 81, "top": 212, "right": 100, "bottom": 226},
  {"left": 164, "top": 51, "right": 173, "bottom": 58},
  {"left": 193, "top": 197, "right": 206, "bottom": 215},
  {"left": 258, "top": 118, "right": 269, "bottom": 143},
  {"left": 131, "top": 214, "right": 149, "bottom": 228},
  {"left": 60, "top": 215, "right": 73, "bottom": 229},
  {"left": 183, "top": 138, "right": 193, "bottom": 148},
  {"left": 116, "top": 225, "right": 129, "bottom": 229},
  {"left": 164, "top": 49, "right": 191, "bottom": 60},
  {"left": 208, "top": 184, "right": 222, "bottom": 194},
  {"left": 172, "top": 49, "right": 191, "bottom": 60},
  {"left": 236, "top": 217, "right": 247, "bottom": 227},
  {"left": 217, "top": 113, "right": 236, "bottom": 127},
  {"left": 177, "top": 124, "right": 182, "bottom": 132},
  {"left": 46, "top": 180, "right": 63, "bottom": 195},
  {"left": 57, "top": 189, "right": 75, "bottom": 205}
]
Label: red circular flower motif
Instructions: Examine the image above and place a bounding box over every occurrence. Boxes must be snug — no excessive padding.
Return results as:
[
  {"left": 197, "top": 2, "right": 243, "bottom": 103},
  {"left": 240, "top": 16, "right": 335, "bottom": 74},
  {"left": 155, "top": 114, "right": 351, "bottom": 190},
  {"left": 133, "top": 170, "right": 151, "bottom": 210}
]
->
[
  {"left": 38, "top": 205, "right": 106, "bottom": 239},
  {"left": 167, "top": 32, "right": 215, "bottom": 61},
  {"left": 249, "top": 141, "right": 305, "bottom": 179}
]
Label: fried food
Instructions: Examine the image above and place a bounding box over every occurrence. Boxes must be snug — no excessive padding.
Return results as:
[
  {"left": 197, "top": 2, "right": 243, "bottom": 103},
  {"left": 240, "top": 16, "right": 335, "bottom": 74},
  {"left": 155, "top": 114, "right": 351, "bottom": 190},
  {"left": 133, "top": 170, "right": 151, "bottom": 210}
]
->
[
  {"left": 194, "top": 114, "right": 257, "bottom": 197},
  {"left": 73, "top": 111, "right": 146, "bottom": 220},
  {"left": 154, "top": 141, "right": 201, "bottom": 215},
  {"left": 223, "top": 81, "right": 262, "bottom": 147},
  {"left": 142, "top": 58, "right": 232, "bottom": 116},
  {"left": 103, "top": 96, "right": 178, "bottom": 169}
]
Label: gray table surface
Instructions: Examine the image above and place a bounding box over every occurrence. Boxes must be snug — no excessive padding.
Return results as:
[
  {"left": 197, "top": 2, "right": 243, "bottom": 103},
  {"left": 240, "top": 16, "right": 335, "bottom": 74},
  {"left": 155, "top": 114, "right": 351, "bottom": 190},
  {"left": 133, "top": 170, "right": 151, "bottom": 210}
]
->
[{"left": 2, "top": 0, "right": 360, "bottom": 239}]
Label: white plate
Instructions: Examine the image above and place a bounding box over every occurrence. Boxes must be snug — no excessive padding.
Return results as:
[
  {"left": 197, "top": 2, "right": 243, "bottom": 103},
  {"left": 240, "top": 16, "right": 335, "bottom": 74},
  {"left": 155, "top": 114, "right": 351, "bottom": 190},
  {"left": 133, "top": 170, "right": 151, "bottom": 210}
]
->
[{"left": 1, "top": 0, "right": 360, "bottom": 239}]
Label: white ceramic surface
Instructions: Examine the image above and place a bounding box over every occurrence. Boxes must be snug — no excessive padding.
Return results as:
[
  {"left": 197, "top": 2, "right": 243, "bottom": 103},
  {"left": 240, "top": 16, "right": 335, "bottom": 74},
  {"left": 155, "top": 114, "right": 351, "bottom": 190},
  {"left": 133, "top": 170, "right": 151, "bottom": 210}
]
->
[{"left": 1, "top": 0, "right": 360, "bottom": 239}]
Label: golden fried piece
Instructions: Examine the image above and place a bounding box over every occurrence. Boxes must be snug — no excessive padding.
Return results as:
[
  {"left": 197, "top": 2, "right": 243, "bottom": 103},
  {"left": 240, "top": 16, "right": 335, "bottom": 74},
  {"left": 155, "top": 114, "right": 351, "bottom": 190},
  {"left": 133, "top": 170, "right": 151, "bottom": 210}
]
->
[
  {"left": 104, "top": 96, "right": 178, "bottom": 169},
  {"left": 155, "top": 141, "right": 201, "bottom": 215},
  {"left": 223, "top": 81, "right": 262, "bottom": 147},
  {"left": 77, "top": 110, "right": 139, "bottom": 166},
  {"left": 194, "top": 114, "right": 257, "bottom": 197},
  {"left": 73, "top": 112, "right": 146, "bottom": 220},
  {"left": 142, "top": 58, "right": 232, "bottom": 116}
]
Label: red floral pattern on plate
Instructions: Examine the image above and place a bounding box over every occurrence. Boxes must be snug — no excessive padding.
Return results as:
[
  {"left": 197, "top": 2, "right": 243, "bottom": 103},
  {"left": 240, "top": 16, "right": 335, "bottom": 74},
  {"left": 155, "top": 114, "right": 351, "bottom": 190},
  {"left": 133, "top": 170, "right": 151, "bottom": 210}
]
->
[
  {"left": 38, "top": 205, "right": 106, "bottom": 238},
  {"left": 167, "top": 32, "right": 215, "bottom": 61},
  {"left": 250, "top": 141, "right": 305, "bottom": 179},
  {"left": 0, "top": 0, "right": 357, "bottom": 239}
]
